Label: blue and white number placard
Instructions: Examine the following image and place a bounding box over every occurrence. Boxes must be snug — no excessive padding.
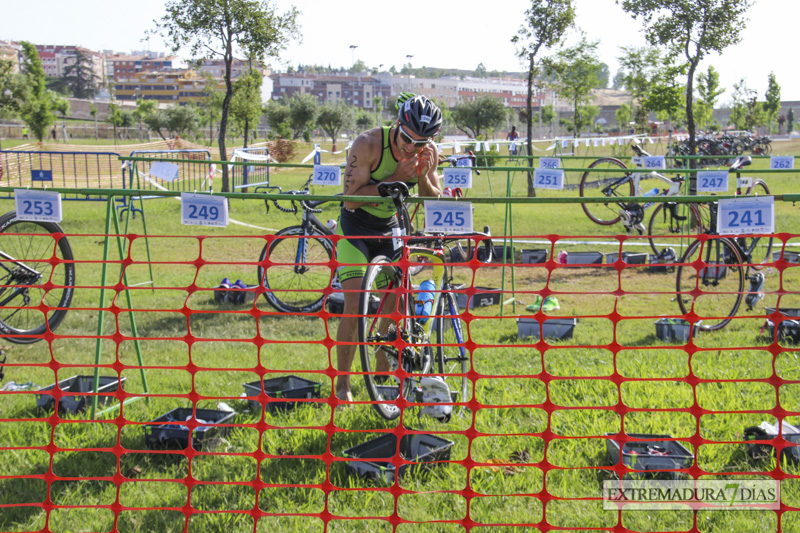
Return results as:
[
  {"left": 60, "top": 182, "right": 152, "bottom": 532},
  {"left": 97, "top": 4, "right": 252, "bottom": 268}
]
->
[
  {"left": 442, "top": 167, "right": 472, "bottom": 188},
  {"left": 181, "top": 193, "right": 228, "bottom": 227},
  {"left": 642, "top": 156, "right": 666, "bottom": 169},
  {"left": 424, "top": 200, "right": 473, "bottom": 233},
  {"left": 15, "top": 189, "right": 62, "bottom": 222},
  {"left": 533, "top": 168, "right": 565, "bottom": 190},
  {"left": 717, "top": 196, "right": 774, "bottom": 236},
  {"left": 770, "top": 156, "right": 794, "bottom": 170},
  {"left": 697, "top": 170, "right": 728, "bottom": 193},
  {"left": 455, "top": 156, "right": 472, "bottom": 168},
  {"left": 539, "top": 157, "right": 561, "bottom": 169},
  {"left": 312, "top": 164, "right": 341, "bottom": 186}
]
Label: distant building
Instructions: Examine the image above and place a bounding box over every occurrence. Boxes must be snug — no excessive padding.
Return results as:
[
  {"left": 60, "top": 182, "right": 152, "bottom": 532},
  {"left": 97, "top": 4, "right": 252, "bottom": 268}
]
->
[
  {"left": 34, "top": 44, "right": 106, "bottom": 86},
  {"left": 106, "top": 52, "right": 183, "bottom": 83},
  {"left": 0, "top": 39, "right": 20, "bottom": 73}
]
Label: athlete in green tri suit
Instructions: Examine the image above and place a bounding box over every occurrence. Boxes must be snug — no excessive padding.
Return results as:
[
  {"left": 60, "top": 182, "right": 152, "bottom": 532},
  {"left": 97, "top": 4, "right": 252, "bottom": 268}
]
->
[{"left": 334, "top": 95, "right": 444, "bottom": 403}]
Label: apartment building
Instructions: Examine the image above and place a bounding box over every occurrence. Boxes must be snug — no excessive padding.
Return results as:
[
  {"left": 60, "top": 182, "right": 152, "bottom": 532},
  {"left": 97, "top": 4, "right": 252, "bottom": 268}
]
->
[
  {"left": 270, "top": 73, "right": 392, "bottom": 109},
  {"left": 0, "top": 40, "right": 20, "bottom": 73},
  {"left": 106, "top": 52, "right": 183, "bottom": 83},
  {"left": 34, "top": 45, "right": 106, "bottom": 85}
]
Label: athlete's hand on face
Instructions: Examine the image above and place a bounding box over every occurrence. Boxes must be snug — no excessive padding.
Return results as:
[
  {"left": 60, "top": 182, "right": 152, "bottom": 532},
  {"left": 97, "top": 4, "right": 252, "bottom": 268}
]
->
[
  {"left": 416, "top": 145, "right": 437, "bottom": 177},
  {"left": 395, "top": 154, "right": 421, "bottom": 182}
]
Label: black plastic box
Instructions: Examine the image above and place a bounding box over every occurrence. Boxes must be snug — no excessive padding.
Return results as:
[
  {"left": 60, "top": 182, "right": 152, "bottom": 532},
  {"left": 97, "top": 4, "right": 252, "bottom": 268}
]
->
[
  {"left": 517, "top": 317, "right": 577, "bottom": 340},
  {"left": 343, "top": 433, "right": 454, "bottom": 483},
  {"left": 655, "top": 318, "right": 694, "bottom": 342},
  {"left": 479, "top": 244, "right": 514, "bottom": 263},
  {"left": 326, "top": 292, "right": 380, "bottom": 315},
  {"left": 606, "top": 252, "right": 648, "bottom": 265},
  {"left": 744, "top": 425, "right": 800, "bottom": 464},
  {"left": 606, "top": 433, "right": 694, "bottom": 476},
  {"left": 773, "top": 251, "right": 800, "bottom": 263},
  {"left": 565, "top": 251, "right": 603, "bottom": 265},
  {"left": 36, "top": 375, "right": 126, "bottom": 413},
  {"left": 648, "top": 254, "right": 676, "bottom": 273},
  {"left": 144, "top": 407, "right": 236, "bottom": 450},
  {"left": 454, "top": 287, "right": 502, "bottom": 309},
  {"left": 763, "top": 319, "right": 800, "bottom": 344},
  {"left": 521, "top": 249, "right": 548, "bottom": 264},
  {"left": 243, "top": 374, "right": 322, "bottom": 414}
]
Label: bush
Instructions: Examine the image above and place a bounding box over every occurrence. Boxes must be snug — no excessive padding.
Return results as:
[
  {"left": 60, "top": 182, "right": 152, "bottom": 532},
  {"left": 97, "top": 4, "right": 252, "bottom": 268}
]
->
[
  {"left": 463, "top": 144, "right": 501, "bottom": 168},
  {"left": 266, "top": 138, "right": 297, "bottom": 163}
]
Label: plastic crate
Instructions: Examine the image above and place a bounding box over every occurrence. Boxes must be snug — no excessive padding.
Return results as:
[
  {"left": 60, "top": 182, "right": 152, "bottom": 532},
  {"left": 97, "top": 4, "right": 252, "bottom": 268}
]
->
[
  {"left": 606, "top": 252, "right": 648, "bottom": 265},
  {"left": 454, "top": 287, "right": 502, "bottom": 310},
  {"left": 521, "top": 249, "right": 549, "bottom": 264},
  {"left": 763, "top": 318, "right": 800, "bottom": 345},
  {"left": 773, "top": 251, "right": 800, "bottom": 263},
  {"left": 744, "top": 425, "right": 800, "bottom": 464},
  {"left": 606, "top": 433, "right": 694, "bottom": 476},
  {"left": 144, "top": 407, "right": 236, "bottom": 451},
  {"left": 517, "top": 317, "right": 577, "bottom": 340},
  {"left": 655, "top": 318, "right": 694, "bottom": 342},
  {"left": 698, "top": 262, "right": 727, "bottom": 279},
  {"left": 479, "top": 244, "right": 514, "bottom": 263},
  {"left": 565, "top": 251, "right": 603, "bottom": 265},
  {"left": 243, "top": 375, "right": 322, "bottom": 414},
  {"left": 36, "top": 375, "right": 126, "bottom": 413},
  {"left": 343, "top": 433, "right": 454, "bottom": 483},
  {"left": 764, "top": 307, "right": 800, "bottom": 317},
  {"left": 326, "top": 292, "right": 380, "bottom": 315},
  {"left": 648, "top": 254, "right": 676, "bottom": 273}
]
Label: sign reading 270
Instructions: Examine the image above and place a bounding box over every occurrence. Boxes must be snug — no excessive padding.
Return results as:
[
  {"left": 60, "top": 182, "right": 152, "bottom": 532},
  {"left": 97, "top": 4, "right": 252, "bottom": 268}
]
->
[
  {"left": 717, "top": 196, "right": 774, "bottom": 236},
  {"left": 312, "top": 165, "right": 341, "bottom": 186},
  {"left": 424, "top": 200, "right": 473, "bottom": 233}
]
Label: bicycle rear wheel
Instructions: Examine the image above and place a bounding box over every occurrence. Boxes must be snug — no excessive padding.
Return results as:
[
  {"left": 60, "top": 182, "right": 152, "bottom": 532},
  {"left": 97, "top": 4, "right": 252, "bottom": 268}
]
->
[
  {"left": 733, "top": 180, "right": 774, "bottom": 267},
  {"left": 647, "top": 203, "right": 704, "bottom": 256},
  {"left": 358, "top": 256, "right": 428, "bottom": 421},
  {"left": 258, "top": 226, "right": 334, "bottom": 313},
  {"left": 0, "top": 212, "right": 75, "bottom": 343},
  {"left": 676, "top": 237, "right": 744, "bottom": 331},
  {"left": 579, "top": 157, "right": 632, "bottom": 225},
  {"left": 435, "top": 292, "right": 470, "bottom": 411}
]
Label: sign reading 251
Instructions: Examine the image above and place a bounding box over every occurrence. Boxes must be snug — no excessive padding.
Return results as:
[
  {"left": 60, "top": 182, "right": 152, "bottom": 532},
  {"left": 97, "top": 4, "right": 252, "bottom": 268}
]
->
[
  {"left": 424, "top": 200, "right": 473, "bottom": 233},
  {"left": 533, "top": 168, "right": 564, "bottom": 190},
  {"left": 312, "top": 165, "right": 341, "bottom": 186},
  {"left": 442, "top": 167, "right": 472, "bottom": 188},
  {"left": 717, "top": 196, "right": 774, "bottom": 236},
  {"left": 181, "top": 193, "right": 228, "bottom": 227}
]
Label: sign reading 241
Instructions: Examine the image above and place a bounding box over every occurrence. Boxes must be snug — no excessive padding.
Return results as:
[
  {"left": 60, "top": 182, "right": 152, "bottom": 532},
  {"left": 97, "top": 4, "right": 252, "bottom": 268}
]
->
[
  {"left": 717, "top": 196, "right": 774, "bottom": 236},
  {"left": 424, "top": 200, "right": 473, "bottom": 233}
]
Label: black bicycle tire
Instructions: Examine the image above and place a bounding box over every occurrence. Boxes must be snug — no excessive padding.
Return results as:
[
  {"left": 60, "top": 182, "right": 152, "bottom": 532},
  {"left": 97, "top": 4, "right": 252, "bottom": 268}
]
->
[
  {"left": 675, "top": 237, "right": 744, "bottom": 332},
  {"left": 579, "top": 157, "right": 632, "bottom": 226},
  {"left": 258, "top": 225, "right": 334, "bottom": 314},
  {"left": 358, "top": 255, "right": 405, "bottom": 421},
  {"left": 435, "top": 292, "right": 469, "bottom": 409},
  {"left": 0, "top": 211, "right": 75, "bottom": 343},
  {"left": 647, "top": 203, "right": 704, "bottom": 256}
]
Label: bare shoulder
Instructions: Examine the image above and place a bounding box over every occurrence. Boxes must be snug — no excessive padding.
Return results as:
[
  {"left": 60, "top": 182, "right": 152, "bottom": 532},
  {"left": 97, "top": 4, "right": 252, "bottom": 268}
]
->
[{"left": 349, "top": 127, "right": 383, "bottom": 162}]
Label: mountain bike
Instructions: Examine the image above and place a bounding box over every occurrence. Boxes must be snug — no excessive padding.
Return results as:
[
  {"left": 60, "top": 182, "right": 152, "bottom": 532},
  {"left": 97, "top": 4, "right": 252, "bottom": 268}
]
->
[
  {"left": 0, "top": 211, "right": 75, "bottom": 343},
  {"left": 257, "top": 187, "right": 336, "bottom": 314},
  {"left": 357, "top": 181, "right": 494, "bottom": 421},
  {"left": 675, "top": 156, "right": 774, "bottom": 332}
]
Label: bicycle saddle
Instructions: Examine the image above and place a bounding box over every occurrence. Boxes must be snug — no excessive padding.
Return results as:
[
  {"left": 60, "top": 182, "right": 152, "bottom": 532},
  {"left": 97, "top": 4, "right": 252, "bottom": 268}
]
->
[
  {"left": 728, "top": 155, "right": 752, "bottom": 172},
  {"left": 377, "top": 181, "right": 410, "bottom": 200}
]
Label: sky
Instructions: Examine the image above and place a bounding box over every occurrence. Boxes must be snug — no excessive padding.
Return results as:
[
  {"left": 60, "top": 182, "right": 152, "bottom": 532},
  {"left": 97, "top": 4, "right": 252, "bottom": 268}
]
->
[{"left": 3, "top": 0, "right": 798, "bottom": 103}]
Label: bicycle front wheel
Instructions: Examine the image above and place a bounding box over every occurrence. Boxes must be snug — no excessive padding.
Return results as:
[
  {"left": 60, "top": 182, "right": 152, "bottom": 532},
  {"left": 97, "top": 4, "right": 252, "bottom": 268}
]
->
[
  {"left": 647, "top": 203, "right": 704, "bottom": 256},
  {"left": 579, "top": 157, "right": 632, "bottom": 225},
  {"left": 358, "top": 256, "right": 413, "bottom": 421},
  {"left": 435, "top": 292, "right": 470, "bottom": 410},
  {"left": 676, "top": 237, "right": 744, "bottom": 332},
  {"left": 0, "top": 212, "right": 75, "bottom": 343},
  {"left": 258, "top": 226, "right": 334, "bottom": 313}
]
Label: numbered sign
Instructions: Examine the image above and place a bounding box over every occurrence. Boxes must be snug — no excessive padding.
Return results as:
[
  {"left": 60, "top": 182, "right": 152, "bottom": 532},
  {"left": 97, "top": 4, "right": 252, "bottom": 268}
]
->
[
  {"left": 424, "top": 200, "right": 473, "bottom": 233},
  {"left": 15, "top": 189, "right": 62, "bottom": 222},
  {"left": 533, "top": 168, "right": 565, "bottom": 190},
  {"left": 180, "top": 193, "right": 228, "bottom": 227},
  {"left": 31, "top": 170, "right": 53, "bottom": 182},
  {"left": 539, "top": 157, "right": 561, "bottom": 169},
  {"left": 770, "top": 156, "right": 794, "bottom": 170},
  {"left": 697, "top": 170, "right": 729, "bottom": 193},
  {"left": 148, "top": 162, "right": 179, "bottom": 182},
  {"left": 642, "top": 156, "right": 666, "bottom": 169},
  {"left": 631, "top": 156, "right": 644, "bottom": 167},
  {"left": 442, "top": 167, "right": 472, "bottom": 188},
  {"left": 737, "top": 177, "right": 753, "bottom": 190},
  {"left": 718, "top": 196, "right": 774, "bottom": 236},
  {"left": 455, "top": 157, "right": 472, "bottom": 168},
  {"left": 312, "top": 165, "right": 341, "bottom": 186}
]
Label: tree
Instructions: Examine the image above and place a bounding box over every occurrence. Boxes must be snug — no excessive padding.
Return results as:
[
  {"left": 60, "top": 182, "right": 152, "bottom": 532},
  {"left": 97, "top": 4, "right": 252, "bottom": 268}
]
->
[
  {"left": 597, "top": 62, "right": 610, "bottom": 89},
  {"left": 612, "top": 70, "right": 626, "bottom": 90},
  {"left": 450, "top": 94, "right": 507, "bottom": 139},
  {"left": 158, "top": 0, "right": 299, "bottom": 192},
  {"left": 512, "top": 0, "right": 575, "bottom": 196},
  {"left": 474, "top": 63, "right": 488, "bottom": 78},
  {"left": 198, "top": 71, "right": 224, "bottom": 146},
  {"left": 729, "top": 78, "right": 765, "bottom": 132},
  {"left": 142, "top": 108, "right": 170, "bottom": 141},
  {"left": 545, "top": 35, "right": 604, "bottom": 138},
  {"left": 616, "top": 103, "right": 632, "bottom": 131},
  {"left": 645, "top": 64, "right": 686, "bottom": 134},
  {"left": 107, "top": 101, "right": 133, "bottom": 143},
  {"left": 764, "top": 72, "right": 781, "bottom": 134},
  {"left": 788, "top": 108, "right": 795, "bottom": 134},
  {"left": 620, "top": 0, "right": 753, "bottom": 187},
  {"left": 288, "top": 93, "right": 318, "bottom": 140},
  {"left": 229, "top": 65, "right": 263, "bottom": 146},
  {"left": 264, "top": 100, "right": 291, "bottom": 138},
  {"left": 54, "top": 49, "right": 99, "bottom": 99},
  {"left": 316, "top": 100, "right": 354, "bottom": 151},
  {"left": 695, "top": 65, "right": 724, "bottom": 131},
  {"left": 17, "top": 42, "right": 68, "bottom": 143},
  {"left": 134, "top": 99, "right": 157, "bottom": 139},
  {"left": 372, "top": 95, "right": 384, "bottom": 127},
  {"left": 164, "top": 104, "right": 200, "bottom": 138},
  {"left": 617, "top": 46, "right": 662, "bottom": 133}
]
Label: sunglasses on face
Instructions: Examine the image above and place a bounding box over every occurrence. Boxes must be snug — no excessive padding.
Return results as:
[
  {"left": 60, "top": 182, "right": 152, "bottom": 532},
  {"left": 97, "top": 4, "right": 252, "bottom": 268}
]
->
[{"left": 398, "top": 125, "right": 431, "bottom": 147}]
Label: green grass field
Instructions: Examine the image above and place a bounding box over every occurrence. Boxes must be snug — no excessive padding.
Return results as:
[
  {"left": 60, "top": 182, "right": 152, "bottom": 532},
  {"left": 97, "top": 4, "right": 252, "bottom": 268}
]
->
[{"left": 1, "top": 140, "right": 799, "bottom": 532}]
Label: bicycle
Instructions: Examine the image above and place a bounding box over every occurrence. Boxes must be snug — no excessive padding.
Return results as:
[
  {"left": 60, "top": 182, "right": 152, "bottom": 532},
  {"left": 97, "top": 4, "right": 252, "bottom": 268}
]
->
[
  {"left": 0, "top": 211, "right": 75, "bottom": 343},
  {"left": 357, "top": 181, "right": 494, "bottom": 421},
  {"left": 675, "top": 155, "right": 774, "bottom": 332},
  {"left": 257, "top": 186, "right": 336, "bottom": 314}
]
